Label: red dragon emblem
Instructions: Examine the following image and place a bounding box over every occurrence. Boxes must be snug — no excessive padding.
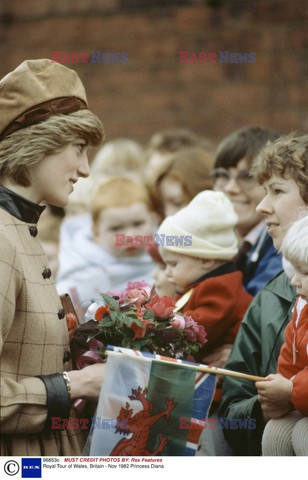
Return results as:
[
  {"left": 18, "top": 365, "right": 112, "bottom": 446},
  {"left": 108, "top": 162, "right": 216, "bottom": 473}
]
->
[{"left": 109, "top": 386, "right": 177, "bottom": 456}]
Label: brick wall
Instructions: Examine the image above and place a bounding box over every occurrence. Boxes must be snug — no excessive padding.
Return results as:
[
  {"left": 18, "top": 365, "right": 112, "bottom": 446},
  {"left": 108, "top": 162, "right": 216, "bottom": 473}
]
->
[{"left": 0, "top": 0, "right": 307, "bottom": 145}]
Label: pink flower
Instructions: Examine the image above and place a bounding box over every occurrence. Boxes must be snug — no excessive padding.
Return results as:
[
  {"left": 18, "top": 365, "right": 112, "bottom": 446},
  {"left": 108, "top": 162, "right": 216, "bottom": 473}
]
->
[
  {"left": 126, "top": 281, "right": 150, "bottom": 290},
  {"left": 171, "top": 314, "right": 186, "bottom": 329},
  {"left": 184, "top": 315, "right": 207, "bottom": 346},
  {"left": 106, "top": 290, "right": 126, "bottom": 302},
  {"left": 124, "top": 287, "right": 151, "bottom": 305},
  {"left": 109, "top": 282, "right": 152, "bottom": 306},
  {"left": 196, "top": 325, "right": 207, "bottom": 346},
  {"left": 145, "top": 295, "right": 176, "bottom": 318},
  {"left": 185, "top": 328, "right": 197, "bottom": 342}
]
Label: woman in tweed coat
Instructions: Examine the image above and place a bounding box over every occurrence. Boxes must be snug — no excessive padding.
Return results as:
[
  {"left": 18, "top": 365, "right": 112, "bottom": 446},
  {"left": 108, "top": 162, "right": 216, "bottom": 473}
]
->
[{"left": 0, "top": 59, "right": 104, "bottom": 455}]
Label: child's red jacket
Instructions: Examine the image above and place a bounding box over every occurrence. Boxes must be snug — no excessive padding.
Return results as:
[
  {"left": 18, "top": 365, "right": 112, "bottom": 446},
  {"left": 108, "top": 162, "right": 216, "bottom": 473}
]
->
[
  {"left": 175, "top": 262, "right": 253, "bottom": 356},
  {"left": 278, "top": 296, "right": 308, "bottom": 416}
]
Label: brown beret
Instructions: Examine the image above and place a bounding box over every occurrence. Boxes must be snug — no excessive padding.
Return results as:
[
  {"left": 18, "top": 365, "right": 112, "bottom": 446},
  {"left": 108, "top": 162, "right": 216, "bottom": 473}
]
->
[{"left": 0, "top": 59, "right": 88, "bottom": 140}]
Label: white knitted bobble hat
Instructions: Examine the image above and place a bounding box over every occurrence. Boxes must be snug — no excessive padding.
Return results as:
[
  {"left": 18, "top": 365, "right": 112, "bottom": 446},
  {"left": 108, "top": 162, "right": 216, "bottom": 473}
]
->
[{"left": 157, "top": 190, "right": 239, "bottom": 260}]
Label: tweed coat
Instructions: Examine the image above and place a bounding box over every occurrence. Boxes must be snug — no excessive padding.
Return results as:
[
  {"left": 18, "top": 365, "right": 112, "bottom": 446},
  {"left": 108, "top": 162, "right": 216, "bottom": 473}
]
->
[{"left": 0, "top": 195, "right": 86, "bottom": 456}]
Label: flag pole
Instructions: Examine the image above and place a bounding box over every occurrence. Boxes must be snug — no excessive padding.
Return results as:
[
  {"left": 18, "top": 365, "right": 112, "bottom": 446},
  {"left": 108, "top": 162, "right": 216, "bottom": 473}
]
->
[{"left": 105, "top": 350, "right": 266, "bottom": 382}]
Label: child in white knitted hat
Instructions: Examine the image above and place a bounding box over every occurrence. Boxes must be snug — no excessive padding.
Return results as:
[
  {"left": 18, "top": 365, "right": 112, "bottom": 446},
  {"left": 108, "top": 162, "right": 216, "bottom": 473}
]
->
[
  {"left": 158, "top": 190, "right": 252, "bottom": 370},
  {"left": 158, "top": 190, "right": 253, "bottom": 455}
]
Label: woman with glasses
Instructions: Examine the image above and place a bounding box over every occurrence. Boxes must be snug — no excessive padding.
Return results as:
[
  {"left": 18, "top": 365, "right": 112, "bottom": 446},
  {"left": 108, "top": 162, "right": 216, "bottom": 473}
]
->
[{"left": 212, "top": 126, "right": 282, "bottom": 296}]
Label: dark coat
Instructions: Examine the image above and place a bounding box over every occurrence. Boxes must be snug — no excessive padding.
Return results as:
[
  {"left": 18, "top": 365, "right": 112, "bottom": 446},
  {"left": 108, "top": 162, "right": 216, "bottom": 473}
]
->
[{"left": 219, "top": 271, "right": 296, "bottom": 455}]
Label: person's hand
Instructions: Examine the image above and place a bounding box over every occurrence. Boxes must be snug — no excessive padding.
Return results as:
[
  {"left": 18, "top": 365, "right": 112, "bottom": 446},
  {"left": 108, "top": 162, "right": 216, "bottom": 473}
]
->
[
  {"left": 68, "top": 363, "right": 105, "bottom": 401},
  {"left": 202, "top": 343, "right": 233, "bottom": 368},
  {"left": 202, "top": 344, "right": 233, "bottom": 385},
  {"left": 255, "top": 373, "right": 293, "bottom": 421}
]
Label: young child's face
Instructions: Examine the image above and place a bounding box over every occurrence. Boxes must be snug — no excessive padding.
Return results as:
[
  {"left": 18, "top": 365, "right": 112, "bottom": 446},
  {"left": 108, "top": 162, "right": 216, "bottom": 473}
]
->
[
  {"left": 159, "top": 249, "right": 206, "bottom": 293},
  {"left": 152, "top": 263, "right": 176, "bottom": 297},
  {"left": 256, "top": 174, "right": 306, "bottom": 250},
  {"left": 291, "top": 263, "right": 308, "bottom": 301},
  {"left": 159, "top": 177, "right": 189, "bottom": 217},
  {"left": 94, "top": 202, "right": 154, "bottom": 258}
]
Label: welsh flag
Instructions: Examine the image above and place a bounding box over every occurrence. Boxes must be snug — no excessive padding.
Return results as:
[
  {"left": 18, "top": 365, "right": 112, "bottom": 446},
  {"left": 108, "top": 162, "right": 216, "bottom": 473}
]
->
[{"left": 87, "top": 347, "right": 217, "bottom": 456}]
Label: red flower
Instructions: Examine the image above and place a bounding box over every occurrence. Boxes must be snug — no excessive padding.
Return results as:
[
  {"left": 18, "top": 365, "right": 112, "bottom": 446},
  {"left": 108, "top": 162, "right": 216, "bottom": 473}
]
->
[
  {"left": 145, "top": 295, "right": 175, "bottom": 318},
  {"left": 131, "top": 302, "right": 154, "bottom": 339},
  {"left": 95, "top": 305, "right": 110, "bottom": 321},
  {"left": 66, "top": 313, "right": 78, "bottom": 339}
]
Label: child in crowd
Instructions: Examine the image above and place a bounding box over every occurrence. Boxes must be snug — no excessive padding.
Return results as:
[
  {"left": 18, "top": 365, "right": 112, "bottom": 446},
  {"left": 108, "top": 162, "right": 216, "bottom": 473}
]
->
[
  {"left": 157, "top": 190, "right": 253, "bottom": 456},
  {"left": 146, "top": 243, "right": 176, "bottom": 297},
  {"left": 91, "top": 138, "right": 146, "bottom": 181},
  {"left": 213, "top": 126, "right": 281, "bottom": 295},
  {"left": 157, "top": 190, "right": 252, "bottom": 362},
  {"left": 256, "top": 214, "right": 308, "bottom": 455},
  {"left": 148, "top": 146, "right": 214, "bottom": 220},
  {"left": 56, "top": 177, "right": 155, "bottom": 314},
  {"left": 145, "top": 127, "right": 203, "bottom": 178}
]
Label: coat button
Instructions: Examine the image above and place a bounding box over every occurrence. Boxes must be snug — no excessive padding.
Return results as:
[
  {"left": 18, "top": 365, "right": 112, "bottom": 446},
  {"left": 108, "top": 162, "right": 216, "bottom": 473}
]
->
[
  {"left": 63, "top": 351, "right": 71, "bottom": 363},
  {"left": 57, "top": 308, "right": 65, "bottom": 319},
  {"left": 29, "top": 226, "right": 38, "bottom": 237},
  {"left": 42, "top": 268, "right": 51, "bottom": 279}
]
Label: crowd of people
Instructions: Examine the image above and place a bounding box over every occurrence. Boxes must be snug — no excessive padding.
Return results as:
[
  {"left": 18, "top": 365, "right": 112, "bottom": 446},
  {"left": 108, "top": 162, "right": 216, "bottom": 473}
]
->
[{"left": 0, "top": 59, "right": 307, "bottom": 457}]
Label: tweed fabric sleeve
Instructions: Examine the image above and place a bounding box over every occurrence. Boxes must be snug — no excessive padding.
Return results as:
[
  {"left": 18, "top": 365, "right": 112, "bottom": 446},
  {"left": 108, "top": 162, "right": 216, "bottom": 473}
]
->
[{"left": 0, "top": 230, "right": 48, "bottom": 434}]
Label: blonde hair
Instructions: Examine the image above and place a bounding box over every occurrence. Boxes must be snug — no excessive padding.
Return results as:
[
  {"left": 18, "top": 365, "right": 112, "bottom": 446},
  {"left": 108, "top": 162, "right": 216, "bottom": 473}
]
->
[
  {"left": 0, "top": 109, "right": 104, "bottom": 187},
  {"left": 252, "top": 133, "right": 308, "bottom": 203},
  {"left": 282, "top": 214, "right": 308, "bottom": 267},
  {"left": 90, "top": 177, "right": 152, "bottom": 226},
  {"left": 91, "top": 138, "right": 145, "bottom": 180}
]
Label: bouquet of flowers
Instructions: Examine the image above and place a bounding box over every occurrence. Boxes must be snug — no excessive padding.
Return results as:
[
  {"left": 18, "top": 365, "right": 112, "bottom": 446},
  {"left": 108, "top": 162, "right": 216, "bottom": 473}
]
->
[{"left": 70, "top": 281, "right": 207, "bottom": 366}]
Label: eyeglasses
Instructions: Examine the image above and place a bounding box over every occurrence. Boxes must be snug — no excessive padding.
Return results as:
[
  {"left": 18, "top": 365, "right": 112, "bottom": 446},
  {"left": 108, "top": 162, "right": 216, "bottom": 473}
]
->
[{"left": 211, "top": 167, "right": 255, "bottom": 190}]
